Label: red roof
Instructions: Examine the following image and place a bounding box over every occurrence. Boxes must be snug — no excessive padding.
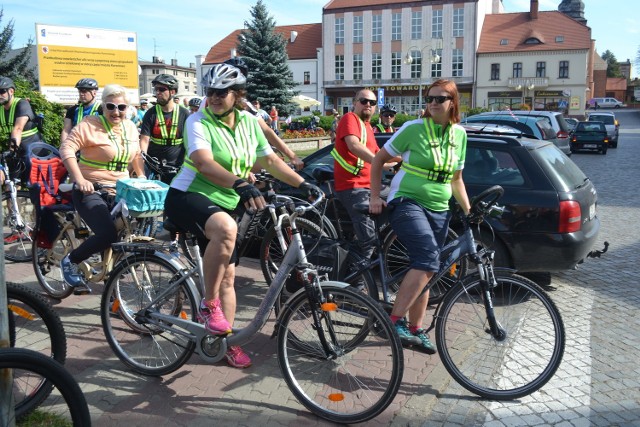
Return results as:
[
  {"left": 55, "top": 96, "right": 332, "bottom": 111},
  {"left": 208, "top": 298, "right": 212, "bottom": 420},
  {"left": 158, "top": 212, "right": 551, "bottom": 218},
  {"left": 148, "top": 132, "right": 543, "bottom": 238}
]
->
[
  {"left": 478, "top": 11, "right": 591, "bottom": 54},
  {"left": 324, "top": 0, "right": 418, "bottom": 11},
  {"left": 203, "top": 23, "right": 322, "bottom": 64}
]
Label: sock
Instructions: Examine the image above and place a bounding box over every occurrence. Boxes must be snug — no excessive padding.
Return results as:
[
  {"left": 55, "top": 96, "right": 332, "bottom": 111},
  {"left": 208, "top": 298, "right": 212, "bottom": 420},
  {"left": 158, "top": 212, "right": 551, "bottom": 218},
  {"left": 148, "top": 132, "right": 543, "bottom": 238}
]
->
[
  {"left": 409, "top": 325, "right": 420, "bottom": 334},
  {"left": 390, "top": 315, "right": 402, "bottom": 324}
]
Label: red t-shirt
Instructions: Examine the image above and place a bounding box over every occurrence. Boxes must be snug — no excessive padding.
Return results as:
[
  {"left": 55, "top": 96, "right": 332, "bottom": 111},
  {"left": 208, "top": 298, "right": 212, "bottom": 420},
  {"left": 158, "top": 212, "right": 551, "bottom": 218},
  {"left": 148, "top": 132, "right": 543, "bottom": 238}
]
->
[{"left": 333, "top": 112, "right": 379, "bottom": 191}]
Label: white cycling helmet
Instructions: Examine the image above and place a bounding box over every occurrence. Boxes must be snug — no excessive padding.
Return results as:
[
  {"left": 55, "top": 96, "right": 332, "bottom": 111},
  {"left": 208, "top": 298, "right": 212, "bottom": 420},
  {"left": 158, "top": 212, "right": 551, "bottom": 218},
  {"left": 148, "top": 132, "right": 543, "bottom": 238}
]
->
[{"left": 201, "top": 64, "right": 246, "bottom": 90}]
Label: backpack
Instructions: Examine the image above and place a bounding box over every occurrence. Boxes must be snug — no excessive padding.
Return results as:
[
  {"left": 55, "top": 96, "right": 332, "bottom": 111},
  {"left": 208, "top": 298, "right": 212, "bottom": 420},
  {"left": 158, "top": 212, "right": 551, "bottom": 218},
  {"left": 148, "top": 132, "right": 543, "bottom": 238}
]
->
[{"left": 27, "top": 142, "right": 68, "bottom": 207}]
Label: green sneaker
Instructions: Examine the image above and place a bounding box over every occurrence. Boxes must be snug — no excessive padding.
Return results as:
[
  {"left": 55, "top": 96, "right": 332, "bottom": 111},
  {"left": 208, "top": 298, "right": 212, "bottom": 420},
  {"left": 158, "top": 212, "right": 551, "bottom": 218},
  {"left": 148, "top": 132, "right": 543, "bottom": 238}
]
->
[
  {"left": 413, "top": 329, "right": 437, "bottom": 355},
  {"left": 394, "top": 319, "right": 421, "bottom": 346}
]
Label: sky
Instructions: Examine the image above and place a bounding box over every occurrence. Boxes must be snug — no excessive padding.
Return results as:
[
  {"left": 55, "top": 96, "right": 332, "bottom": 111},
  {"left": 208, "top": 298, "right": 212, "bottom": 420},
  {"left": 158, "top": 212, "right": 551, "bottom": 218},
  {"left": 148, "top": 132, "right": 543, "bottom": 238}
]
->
[{"left": 2, "top": 0, "right": 638, "bottom": 77}]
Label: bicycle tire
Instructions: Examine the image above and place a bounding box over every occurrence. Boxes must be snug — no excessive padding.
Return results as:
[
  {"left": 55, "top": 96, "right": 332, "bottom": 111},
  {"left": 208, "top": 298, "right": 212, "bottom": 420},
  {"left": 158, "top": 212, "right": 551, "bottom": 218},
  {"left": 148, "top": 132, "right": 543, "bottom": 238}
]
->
[
  {"left": 277, "top": 285, "right": 403, "bottom": 423},
  {"left": 7, "top": 282, "right": 67, "bottom": 363},
  {"left": 381, "top": 228, "right": 467, "bottom": 305},
  {"left": 131, "top": 215, "right": 159, "bottom": 238},
  {"left": 435, "top": 272, "right": 565, "bottom": 400},
  {"left": 259, "top": 217, "right": 326, "bottom": 285},
  {"left": 32, "top": 227, "right": 75, "bottom": 299},
  {"left": 0, "top": 348, "right": 91, "bottom": 426},
  {"left": 101, "top": 253, "right": 198, "bottom": 376},
  {"left": 2, "top": 190, "right": 36, "bottom": 262}
]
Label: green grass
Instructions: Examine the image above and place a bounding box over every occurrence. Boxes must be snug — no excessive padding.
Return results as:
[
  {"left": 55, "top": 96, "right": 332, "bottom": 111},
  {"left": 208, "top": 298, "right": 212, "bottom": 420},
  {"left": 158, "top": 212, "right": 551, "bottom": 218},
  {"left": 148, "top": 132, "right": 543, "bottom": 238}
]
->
[{"left": 18, "top": 409, "right": 73, "bottom": 427}]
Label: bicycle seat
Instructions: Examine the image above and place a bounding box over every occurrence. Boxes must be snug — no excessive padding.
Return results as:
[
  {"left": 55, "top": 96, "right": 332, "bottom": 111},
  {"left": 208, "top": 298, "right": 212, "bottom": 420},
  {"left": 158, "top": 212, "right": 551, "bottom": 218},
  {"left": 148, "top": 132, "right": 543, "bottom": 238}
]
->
[
  {"left": 312, "top": 166, "right": 334, "bottom": 183},
  {"left": 163, "top": 217, "right": 187, "bottom": 234}
]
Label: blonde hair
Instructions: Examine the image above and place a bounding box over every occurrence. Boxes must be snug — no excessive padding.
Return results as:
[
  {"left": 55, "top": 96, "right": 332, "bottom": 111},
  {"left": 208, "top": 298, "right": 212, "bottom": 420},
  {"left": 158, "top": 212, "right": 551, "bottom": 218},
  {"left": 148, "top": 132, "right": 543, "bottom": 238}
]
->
[{"left": 101, "top": 84, "right": 129, "bottom": 105}]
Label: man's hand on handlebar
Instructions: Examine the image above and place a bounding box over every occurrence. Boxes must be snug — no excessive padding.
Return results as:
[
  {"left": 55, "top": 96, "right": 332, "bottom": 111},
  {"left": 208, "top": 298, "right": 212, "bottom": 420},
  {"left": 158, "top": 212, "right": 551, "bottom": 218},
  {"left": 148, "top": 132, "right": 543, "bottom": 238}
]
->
[
  {"left": 298, "top": 180, "right": 323, "bottom": 201},
  {"left": 369, "top": 195, "right": 386, "bottom": 214}
]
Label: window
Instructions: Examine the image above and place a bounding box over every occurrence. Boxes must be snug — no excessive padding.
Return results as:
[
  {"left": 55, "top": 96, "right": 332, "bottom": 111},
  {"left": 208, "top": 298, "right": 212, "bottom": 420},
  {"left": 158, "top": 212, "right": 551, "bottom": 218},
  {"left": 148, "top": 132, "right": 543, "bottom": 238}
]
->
[
  {"left": 513, "top": 62, "right": 522, "bottom": 78},
  {"left": 491, "top": 63, "right": 500, "bottom": 80},
  {"left": 452, "top": 48, "right": 463, "bottom": 77},
  {"left": 500, "top": 39, "right": 509, "bottom": 45},
  {"left": 465, "top": 147, "right": 524, "bottom": 187},
  {"left": 353, "top": 15, "right": 363, "bottom": 43},
  {"left": 536, "top": 62, "right": 546, "bottom": 78},
  {"left": 453, "top": 8, "right": 464, "bottom": 37},
  {"left": 392, "top": 13, "right": 401, "bottom": 41},
  {"left": 372, "top": 53, "right": 382, "bottom": 80},
  {"left": 555, "top": 35, "right": 564, "bottom": 43},
  {"left": 411, "top": 11, "right": 422, "bottom": 40},
  {"left": 391, "top": 52, "right": 402, "bottom": 79},
  {"left": 372, "top": 14, "right": 382, "bottom": 42},
  {"left": 432, "top": 9, "right": 443, "bottom": 38},
  {"left": 152, "top": 69, "right": 159, "bottom": 75},
  {"left": 353, "top": 54, "right": 363, "bottom": 80},
  {"left": 184, "top": 72, "right": 189, "bottom": 77},
  {"left": 524, "top": 37, "right": 542, "bottom": 45},
  {"left": 410, "top": 50, "right": 422, "bottom": 79},
  {"left": 432, "top": 48, "right": 442, "bottom": 78},
  {"left": 304, "top": 71, "right": 310, "bottom": 85},
  {"left": 335, "top": 55, "right": 344, "bottom": 80},
  {"left": 559, "top": 61, "right": 569, "bottom": 78},
  {"left": 172, "top": 70, "right": 178, "bottom": 76},
  {"left": 335, "top": 18, "right": 344, "bottom": 44}
]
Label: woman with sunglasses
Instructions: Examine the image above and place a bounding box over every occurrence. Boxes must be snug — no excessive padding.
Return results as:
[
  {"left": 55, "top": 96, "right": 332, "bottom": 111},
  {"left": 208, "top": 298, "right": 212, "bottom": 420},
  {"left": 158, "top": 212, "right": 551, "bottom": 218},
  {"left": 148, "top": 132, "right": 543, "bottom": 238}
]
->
[
  {"left": 369, "top": 79, "right": 471, "bottom": 354},
  {"left": 164, "top": 63, "right": 321, "bottom": 369},
  {"left": 59, "top": 84, "right": 145, "bottom": 295}
]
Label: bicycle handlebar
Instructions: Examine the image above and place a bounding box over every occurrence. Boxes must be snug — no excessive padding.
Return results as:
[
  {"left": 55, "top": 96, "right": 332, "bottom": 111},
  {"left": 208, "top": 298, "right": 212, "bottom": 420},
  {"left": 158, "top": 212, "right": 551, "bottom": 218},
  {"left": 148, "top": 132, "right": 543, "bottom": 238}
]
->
[{"left": 58, "top": 182, "right": 116, "bottom": 193}]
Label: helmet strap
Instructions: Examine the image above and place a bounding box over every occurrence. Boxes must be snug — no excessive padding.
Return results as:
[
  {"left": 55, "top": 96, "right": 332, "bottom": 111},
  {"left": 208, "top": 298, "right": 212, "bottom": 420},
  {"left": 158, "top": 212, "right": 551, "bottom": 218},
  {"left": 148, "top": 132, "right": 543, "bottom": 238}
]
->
[{"left": 213, "top": 107, "right": 235, "bottom": 119}]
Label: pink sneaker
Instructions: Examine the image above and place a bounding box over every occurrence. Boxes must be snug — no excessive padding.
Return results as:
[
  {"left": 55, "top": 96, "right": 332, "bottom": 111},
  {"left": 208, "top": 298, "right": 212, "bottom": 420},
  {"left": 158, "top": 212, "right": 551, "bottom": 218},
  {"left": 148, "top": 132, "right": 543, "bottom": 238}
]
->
[
  {"left": 197, "top": 299, "right": 232, "bottom": 335},
  {"left": 225, "top": 346, "right": 252, "bottom": 368}
]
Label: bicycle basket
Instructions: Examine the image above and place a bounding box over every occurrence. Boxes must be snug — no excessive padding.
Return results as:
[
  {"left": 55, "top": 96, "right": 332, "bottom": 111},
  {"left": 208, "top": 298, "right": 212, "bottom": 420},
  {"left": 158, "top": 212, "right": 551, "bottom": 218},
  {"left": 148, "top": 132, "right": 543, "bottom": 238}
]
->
[{"left": 115, "top": 178, "right": 169, "bottom": 218}]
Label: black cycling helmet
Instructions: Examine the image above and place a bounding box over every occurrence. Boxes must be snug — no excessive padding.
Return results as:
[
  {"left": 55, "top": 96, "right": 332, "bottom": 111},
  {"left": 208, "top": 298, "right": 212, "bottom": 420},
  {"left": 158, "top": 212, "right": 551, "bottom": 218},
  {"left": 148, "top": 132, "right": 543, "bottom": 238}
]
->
[
  {"left": 380, "top": 104, "right": 397, "bottom": 115},
  {"left": 188, "top": 97, "right": 202, "bottom": 108},
  {"left": 75, "top": 78, "right": 98, "bottom": 90},
  {"left": 223, "top": 57, "right": 249, "bottom": 78},
  {"left": 0, "top": 76, "right": 15, "bottom": 90},
  {"left": 151, "top": 74, "right": 179, "bottom": 90}
]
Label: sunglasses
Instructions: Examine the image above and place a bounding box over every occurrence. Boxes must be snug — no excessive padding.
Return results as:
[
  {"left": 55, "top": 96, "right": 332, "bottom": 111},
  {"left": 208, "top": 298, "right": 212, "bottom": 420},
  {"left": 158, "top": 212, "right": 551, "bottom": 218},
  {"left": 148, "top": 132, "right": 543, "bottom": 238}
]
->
[
  {"left": 382, "top": 113, "right": 396, "bottom": 118},
  {"left": 359, "top": 98, "right": 377, "bottom": 107},
  {"left": 153, "top": 87, "right": 169, "bottom": 93},
  {"left": 105, "top": 102, "right": 128, "bottom": 112},
  {"left": 206, "top": 88, "right": 230, "bottom": 98},
  {"left": 425, "top": 95, "right": 453, "bottom": 104},
  {"left": 0, "top": 89, "right": 8, "bottom": 95}
]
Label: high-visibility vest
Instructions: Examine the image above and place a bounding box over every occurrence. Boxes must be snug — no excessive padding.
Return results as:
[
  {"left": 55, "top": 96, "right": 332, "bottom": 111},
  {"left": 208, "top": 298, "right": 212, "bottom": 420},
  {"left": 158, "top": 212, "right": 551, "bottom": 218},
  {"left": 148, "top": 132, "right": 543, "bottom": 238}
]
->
[
  {"left": 376, "top": 123, "right": 394, "bottom": 133},
  {"left": 78, "top": 116, "right": 131, "bottom": 172},
  {"left": 400, "top": 118, "right": 457, "bottom": 184},
  {"left": 75, "top": 102, "right": 100, "bottom": 125},
  {"left": 331, "top": 115, "right": 367, "bottom": 175},
  {"left": 0, "top": 98, "right": 39, "bottom": 142},
  {"left": 150, "top": 105, "right": 183, "bottom": 146}
]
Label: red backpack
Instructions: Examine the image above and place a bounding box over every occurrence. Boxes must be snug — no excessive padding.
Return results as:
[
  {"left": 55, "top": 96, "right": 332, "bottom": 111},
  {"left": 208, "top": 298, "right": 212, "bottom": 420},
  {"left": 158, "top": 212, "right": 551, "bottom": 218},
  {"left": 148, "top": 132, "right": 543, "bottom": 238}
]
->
[{"left": 27, "top": 142, "right": 68, "bottom": 207}]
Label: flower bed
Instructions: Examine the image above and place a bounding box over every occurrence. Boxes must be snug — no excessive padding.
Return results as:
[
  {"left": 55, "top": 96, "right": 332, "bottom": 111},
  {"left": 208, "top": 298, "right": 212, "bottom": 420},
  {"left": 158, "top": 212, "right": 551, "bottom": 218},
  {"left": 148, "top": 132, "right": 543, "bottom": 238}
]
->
[{"left": 280, "top": 129, "right": 327, "bottom": 140}]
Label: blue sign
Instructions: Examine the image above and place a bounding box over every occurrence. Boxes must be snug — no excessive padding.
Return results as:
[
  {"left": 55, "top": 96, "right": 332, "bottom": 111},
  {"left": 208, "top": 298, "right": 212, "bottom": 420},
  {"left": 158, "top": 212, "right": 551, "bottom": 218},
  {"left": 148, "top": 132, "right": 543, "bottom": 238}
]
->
[
  {"left": 377, "top": 88, "right": 385, "bottom": 108},
  {"left": 558, "top": 100, "right": 568, "bottom": 109}
]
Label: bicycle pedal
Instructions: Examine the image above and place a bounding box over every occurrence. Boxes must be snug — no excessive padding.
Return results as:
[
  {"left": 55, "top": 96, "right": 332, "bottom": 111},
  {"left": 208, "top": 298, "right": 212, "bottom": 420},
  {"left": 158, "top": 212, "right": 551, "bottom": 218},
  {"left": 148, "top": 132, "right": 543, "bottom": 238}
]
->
[{"left": 72, "top": 285, "right": 92, "bottom": 296}]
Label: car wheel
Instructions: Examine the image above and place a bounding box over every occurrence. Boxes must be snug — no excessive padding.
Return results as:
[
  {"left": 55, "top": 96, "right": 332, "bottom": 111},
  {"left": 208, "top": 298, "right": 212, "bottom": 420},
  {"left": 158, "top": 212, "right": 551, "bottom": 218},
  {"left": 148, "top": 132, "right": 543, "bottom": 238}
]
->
[
  {"left": 601, "top": 146, "right": 607, "bottom": 155},
  {"left": 611, "top": 140, "right": 618, "bottom": 148}
]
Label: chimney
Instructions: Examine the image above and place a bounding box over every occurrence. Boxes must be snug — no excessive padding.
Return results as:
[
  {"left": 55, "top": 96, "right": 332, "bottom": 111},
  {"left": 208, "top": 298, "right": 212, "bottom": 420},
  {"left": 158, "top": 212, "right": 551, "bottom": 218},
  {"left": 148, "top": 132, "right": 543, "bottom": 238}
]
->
[
  {"left": 171, "top": 58, "right": 178, "bottom": 66},
  {"left": 152, "top": 56, "right": 159, "bottom": 63},
  {"left": 530, "top": 0, "right": 539, "bottom": 20},
  {"left": 291, "top": 31, "right": 298, "bottom": 43}
]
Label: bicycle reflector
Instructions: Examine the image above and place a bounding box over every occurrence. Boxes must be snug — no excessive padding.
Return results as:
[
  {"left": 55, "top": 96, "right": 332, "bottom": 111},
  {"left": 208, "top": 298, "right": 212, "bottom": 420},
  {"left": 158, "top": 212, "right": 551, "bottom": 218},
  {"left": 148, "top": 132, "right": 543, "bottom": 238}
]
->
[
  {"left": 328, "top": 393, "right": 345, "bottom": 402},
  {"left": 321, "top": 302, "right": 338, "bottom": 312}
]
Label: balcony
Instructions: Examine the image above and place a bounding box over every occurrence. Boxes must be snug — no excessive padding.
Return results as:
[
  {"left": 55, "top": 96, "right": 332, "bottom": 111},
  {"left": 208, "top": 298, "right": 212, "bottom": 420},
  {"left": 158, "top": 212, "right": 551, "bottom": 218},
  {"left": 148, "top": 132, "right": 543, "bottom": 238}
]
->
[
  {"left": 508, "top": 77, "right": 548, "bottom": 89},
  {"left": 324, "top": 76, "right": 473, "bottom": 88}
]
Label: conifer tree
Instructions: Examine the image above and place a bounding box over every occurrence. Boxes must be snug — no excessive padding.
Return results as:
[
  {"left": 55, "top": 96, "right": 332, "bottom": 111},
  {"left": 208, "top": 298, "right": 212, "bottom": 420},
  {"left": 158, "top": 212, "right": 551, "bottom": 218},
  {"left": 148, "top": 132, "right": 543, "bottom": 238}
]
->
[
  {"left": 0, "top": 9, "right": 36, "bottom": 86},
  {"left": 601, "top": 50, "right": 622, "bottom": 78},
  {"left": 237, "top": 0, "right": 298, "bottom": 115}
]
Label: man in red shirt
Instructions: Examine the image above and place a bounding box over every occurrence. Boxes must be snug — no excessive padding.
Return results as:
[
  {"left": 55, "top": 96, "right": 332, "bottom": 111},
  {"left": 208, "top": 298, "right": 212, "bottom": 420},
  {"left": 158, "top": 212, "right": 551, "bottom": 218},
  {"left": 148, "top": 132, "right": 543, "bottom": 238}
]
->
[{"left": 331, "top": 89, "right": 381, "bottom": 260}]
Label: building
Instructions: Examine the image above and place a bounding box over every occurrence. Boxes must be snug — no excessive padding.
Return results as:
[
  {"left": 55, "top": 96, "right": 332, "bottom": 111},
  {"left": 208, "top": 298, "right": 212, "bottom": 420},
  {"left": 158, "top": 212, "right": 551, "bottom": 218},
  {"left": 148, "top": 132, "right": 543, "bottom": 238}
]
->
[
  {"left": 321, "top": 0, "right": 504, "bottom": 116},
  {"left": 199, "top": 23, "right": 323, "bottom": 114},
  {"left": 476, "top": 0, "right": 593, "bottom": 116},
  {"left": 139, "top": 57, "right": 197, "bottom": 102}
]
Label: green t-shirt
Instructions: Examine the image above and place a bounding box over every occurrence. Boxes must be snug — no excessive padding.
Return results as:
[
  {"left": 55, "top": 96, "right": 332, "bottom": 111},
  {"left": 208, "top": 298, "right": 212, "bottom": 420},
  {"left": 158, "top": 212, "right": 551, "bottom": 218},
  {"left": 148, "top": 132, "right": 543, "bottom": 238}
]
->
[
  {"left": 171, "top": 108, "right": 271, "bottom": 210},
  {"left": 384, "top": 118, "right": 467, "bottom": 211}
]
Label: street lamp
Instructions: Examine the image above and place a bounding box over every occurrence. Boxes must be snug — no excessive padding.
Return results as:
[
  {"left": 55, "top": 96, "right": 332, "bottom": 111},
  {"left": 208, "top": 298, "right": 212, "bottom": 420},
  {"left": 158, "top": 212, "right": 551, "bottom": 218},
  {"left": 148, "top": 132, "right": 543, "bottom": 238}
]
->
[
  {"left": 515, "top": 79, "right": 535, "bottom": 110},
  {"left": 404, "top": 39, "right": 442, "bottom": 112}
]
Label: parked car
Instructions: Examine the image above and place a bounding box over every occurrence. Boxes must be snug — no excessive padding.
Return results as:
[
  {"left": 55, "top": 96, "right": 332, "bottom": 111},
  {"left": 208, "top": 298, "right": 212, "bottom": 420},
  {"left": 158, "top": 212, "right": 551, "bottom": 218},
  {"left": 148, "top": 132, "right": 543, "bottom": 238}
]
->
[
  {"left": 564, "top": 117, "right": 579, "bottom": 131},
  {"left": 591, "top": 97, "right": 625, "bottom": 109},
  {"left": 464, "top": 110, "right": 572, "bottom": 156},
  {"left": 462, "top": 114, "right": 558, "bottom": 146},
  {"left": 586, "top": 111, "right": 619, "bottom": 147},
  {"left": 280, "top": 129, "right": 600, "bottom": 273},
  {"left": 570, "top": 121, "right": 609, "bottom": 154}
]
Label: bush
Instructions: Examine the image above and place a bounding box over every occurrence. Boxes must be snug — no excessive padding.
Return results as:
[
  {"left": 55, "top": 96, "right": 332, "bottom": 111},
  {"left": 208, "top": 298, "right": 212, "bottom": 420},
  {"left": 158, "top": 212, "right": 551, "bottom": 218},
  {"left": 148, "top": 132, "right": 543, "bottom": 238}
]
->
[
  {"left": 466, "top": 107, "right": 491, "bottom": 117},
  {"left": 281, "top": 128, "right": 327, "bottom": 140},
  {"left": 14, "top": 77, "right": 65, "bottom": 147}
]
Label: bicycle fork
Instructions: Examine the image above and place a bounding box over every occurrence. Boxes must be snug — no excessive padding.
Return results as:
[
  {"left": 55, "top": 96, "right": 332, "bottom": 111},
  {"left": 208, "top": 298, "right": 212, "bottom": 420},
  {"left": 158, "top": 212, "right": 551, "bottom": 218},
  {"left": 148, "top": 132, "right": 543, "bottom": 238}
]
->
[
  {"left": 472, "top": 251, "right": 507, "bottom": 341},
  {"left": 6, "top": 181, "right": 25, "bottom": 229}
]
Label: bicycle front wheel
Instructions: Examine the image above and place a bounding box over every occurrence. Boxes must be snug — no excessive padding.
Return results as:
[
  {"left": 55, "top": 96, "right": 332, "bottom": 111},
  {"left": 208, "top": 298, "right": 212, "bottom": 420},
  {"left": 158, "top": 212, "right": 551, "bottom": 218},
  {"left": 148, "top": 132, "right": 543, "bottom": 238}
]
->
[
  {"left": 101, "top": 253, "right": 198, "bottom": 376},
  {"left": 0, "top": 348, "right": 91, "bottom": 426},
  {"left": 2, "top": 190, "right": 36, "bottom": 262},
  {"left": 435, "top": 272, "right": 565, "bottom": 399},
  {"left": 277, "top": 285, "right": 403, "bottom": 424},
  {"left": 32, "top": 228, "right": 74, "bottom": 299}
]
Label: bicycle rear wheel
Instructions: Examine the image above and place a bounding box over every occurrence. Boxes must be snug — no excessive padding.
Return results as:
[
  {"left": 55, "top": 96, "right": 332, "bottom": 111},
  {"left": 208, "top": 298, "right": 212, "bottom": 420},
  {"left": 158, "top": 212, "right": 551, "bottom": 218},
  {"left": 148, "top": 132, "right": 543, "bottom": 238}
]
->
[
  {"left": 3, "top": 190, "right": 36, "bottom": 262},
  {"left": 277, "top": 286, "right": 403, "bottom": 424},
  {"left": 0, "top": 348, "right": 91, "bottom": 426},
  {"left": 101, "top": 253, "right": 198, "bottom": 376},
  {"left": 32, "top": 228, "right": 74, "bottom": 299},
  {"left": 435, "top": 272, "right": 565, "bottom": 399}
]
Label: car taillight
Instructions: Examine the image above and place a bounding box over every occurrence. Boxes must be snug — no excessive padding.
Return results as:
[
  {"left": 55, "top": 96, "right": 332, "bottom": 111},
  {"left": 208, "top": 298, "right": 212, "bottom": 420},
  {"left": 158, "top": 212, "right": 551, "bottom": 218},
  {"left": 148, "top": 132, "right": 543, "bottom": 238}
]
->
[
  {"left": 557, "top": 130, "right": 569, "bottom": 140},
  {"left": 571, "top": 136, "right": 577, "bottom": 142},
  {"left": 559, "top": 200, "right": 581, "bottom": 233}
]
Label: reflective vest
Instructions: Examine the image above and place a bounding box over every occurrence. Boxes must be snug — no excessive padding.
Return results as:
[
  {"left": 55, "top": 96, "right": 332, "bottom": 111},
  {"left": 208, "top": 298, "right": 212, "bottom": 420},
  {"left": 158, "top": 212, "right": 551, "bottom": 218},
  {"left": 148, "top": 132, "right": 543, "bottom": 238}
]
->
[
  {"left": 331, "top": 115, "right": 367, "bottom": 175},
  {"left": 0, "top": 98, "right": 39, "bottom": 142},
  {"left": 376, "top": 123, "right": 394, "bottom": 133},
  {"left": 400, "top": 118, "right": 457, "bottom": 184},
  {"left": 78, "top": 116, "right": 131, "bottom": 172},
  {"left": 75, "top": 102, "right": 100, "bottom": 126},
  {"left": 150, "top": 105, "right": 182, "bottom": 146}
]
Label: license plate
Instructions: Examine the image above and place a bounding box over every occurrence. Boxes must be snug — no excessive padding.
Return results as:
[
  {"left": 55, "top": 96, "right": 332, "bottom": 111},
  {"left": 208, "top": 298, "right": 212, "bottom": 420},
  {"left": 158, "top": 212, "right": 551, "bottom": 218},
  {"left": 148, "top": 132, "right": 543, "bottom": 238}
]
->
[
  {"left": 589, "top": 203, "right": 596, "bottom": 220},
  {"left": 584, "top": 144, "right": 597, "bottom": 148}
]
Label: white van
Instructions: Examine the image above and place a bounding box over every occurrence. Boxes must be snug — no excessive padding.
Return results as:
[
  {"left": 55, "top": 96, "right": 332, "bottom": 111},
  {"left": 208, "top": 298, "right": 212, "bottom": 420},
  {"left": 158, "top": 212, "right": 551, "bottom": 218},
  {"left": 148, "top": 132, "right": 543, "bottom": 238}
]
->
[{"left": 592, "top": 97, "right": 624, "bottom": 109}]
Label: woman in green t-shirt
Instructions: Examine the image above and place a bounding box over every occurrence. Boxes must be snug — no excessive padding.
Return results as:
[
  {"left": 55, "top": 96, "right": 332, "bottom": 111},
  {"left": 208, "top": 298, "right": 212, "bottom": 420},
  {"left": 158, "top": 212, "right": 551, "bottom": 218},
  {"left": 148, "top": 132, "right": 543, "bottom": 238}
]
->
[{"left": 369, "top": 79, "right": 472, "bottom": 355}]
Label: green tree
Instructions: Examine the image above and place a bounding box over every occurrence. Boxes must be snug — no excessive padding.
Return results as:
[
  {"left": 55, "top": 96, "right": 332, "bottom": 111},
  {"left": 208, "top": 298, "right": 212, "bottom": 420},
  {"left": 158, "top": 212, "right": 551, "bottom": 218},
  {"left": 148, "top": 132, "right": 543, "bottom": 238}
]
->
[
  {"left": 14, "top": 77, "right": 65, "bottom": 147},
  {"left": 0, "top": 8, "right": 36, "bottom": 86},
  {"left": 601, "top": 50, "right": 622, "bottom": 78},
  {"left": 236, "top": 0, "right": 298, "bottom": 116}
]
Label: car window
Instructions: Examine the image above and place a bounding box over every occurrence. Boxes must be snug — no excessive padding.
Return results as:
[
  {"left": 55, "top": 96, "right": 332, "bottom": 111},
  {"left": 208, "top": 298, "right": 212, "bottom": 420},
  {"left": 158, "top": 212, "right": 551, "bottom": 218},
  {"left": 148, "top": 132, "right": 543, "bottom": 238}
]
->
[
  {"left": 588, "top": 115, "right": 614, "bottom": 125},
  {"left": 464, "top": 146, "right": 524, "bottom": 187},
  {"left": 532, "top": 145, "right": 588, "bottom": 192},
  {"left": 553, "top": 114, "right": 570, "bottom": 133},
  {"left": 535, "top": 119, "right": 556, "bottom": 140}
]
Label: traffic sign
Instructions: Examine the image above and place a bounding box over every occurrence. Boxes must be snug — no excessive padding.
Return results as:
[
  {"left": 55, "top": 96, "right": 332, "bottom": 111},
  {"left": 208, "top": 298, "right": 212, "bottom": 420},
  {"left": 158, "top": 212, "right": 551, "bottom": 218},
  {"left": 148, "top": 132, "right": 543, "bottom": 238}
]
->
[{"left": 378, "top": 88, "right": 385, "bottom": 108}]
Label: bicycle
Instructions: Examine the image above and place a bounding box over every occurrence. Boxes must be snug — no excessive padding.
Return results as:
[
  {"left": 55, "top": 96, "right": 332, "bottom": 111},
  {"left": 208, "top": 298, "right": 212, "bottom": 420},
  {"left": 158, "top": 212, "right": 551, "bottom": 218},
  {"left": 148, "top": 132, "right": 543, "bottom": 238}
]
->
[
  {"left": 100, "top": 194, "right": 404, "bottom": 424},
  {"left": 0, "top": 348, "right": 91, "bottom": 426},
  {"left": 31, "top": 182, "right": 155, "bottom": 299},
  {"left": 1, "top": 149, "right": 36, "bottom": 262}
]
